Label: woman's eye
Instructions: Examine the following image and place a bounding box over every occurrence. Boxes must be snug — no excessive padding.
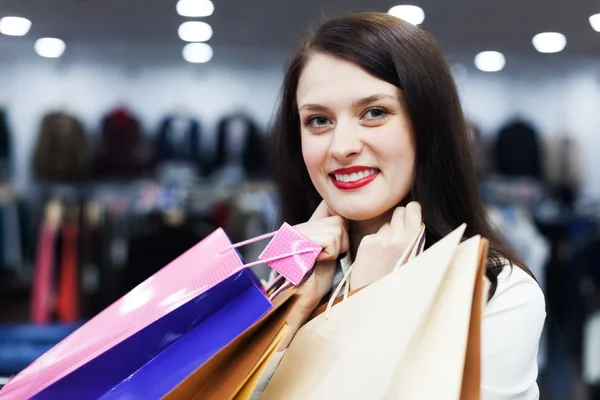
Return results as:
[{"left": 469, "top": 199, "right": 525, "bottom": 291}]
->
[
  {"left": 363, "top": 108, "right": 388, "bottom": 120},
  {"left": 307, "top": 116, "right": 331, "bottom": 127}
]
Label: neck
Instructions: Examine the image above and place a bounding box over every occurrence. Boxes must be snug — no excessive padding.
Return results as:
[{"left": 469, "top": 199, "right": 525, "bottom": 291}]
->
[{"left": 349, "top": 208, "right": 394, "bottom": 259}]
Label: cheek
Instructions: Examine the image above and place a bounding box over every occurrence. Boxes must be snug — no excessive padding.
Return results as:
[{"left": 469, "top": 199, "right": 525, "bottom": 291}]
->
[
  {"left": 369, "top": 123, "right": 415, "bottom": 165},
  {"left": 301, "top": 136, "right": 328, "bottom": 178}
]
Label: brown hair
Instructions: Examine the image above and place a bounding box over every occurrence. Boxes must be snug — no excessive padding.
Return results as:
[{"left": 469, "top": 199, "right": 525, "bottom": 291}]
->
[{"left": 271, "top": 12, "right": 529, "bottom": 298}]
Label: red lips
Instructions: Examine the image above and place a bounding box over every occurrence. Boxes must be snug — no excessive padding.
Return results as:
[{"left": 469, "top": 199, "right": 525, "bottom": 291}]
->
[{"left": 329, "top": 166, "right": 380, "bottom": 191}]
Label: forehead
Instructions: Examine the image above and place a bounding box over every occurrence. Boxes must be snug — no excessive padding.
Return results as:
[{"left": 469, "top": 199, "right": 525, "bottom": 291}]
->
[{"left": 297, "top": 53, "right": 398, "bottom": 106}]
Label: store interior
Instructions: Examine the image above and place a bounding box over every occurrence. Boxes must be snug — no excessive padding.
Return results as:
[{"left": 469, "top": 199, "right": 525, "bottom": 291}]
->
[{"left": 0, "top": 0, "right": 600, "bottom": 398}]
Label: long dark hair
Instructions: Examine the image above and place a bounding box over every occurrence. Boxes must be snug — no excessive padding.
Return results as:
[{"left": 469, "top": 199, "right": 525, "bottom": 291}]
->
[{"left": 271, "top": 12, "right": 529, "bottom": 299}]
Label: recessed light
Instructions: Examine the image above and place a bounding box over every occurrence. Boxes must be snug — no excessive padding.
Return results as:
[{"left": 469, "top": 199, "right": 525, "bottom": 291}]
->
[
  {"left": 590, "top": 14, "right": 600, "bottom": 32},
  {"left": 532, "top": 32, "right": 566, "bottom": 53},
  {"left": 176, "top": 0, "right": 214, "bottom": 17},
  {"left": 0, "top": 16, "right": 32, "bottom": 36},
  {"left": 388, "top": 5, "right": 425, "bottom": 25},
  {"left": 34, "top": 38, "right": 66, "bottom": 58},
  {"left": 178, "top": 21, "right": 213, "bottom": 42},
  {"left": 183, "top": 43, "right": 213, "bottom": 63},
  {"left": 474, "top": 51, "right": 505, "bottom": 72}
]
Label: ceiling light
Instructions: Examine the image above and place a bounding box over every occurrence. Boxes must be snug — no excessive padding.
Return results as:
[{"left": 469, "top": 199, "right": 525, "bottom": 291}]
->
[
  {"left": 34, "top": 38, "right": 66, "bottom": 58},
  {"left": 178, "top": 21, "right": 213, "bottom": 42},
  {"left": 532, "top": 32, "right": 566, "bottom": 53},
  {"left": 474, "top": 51, "right": 505, "bottom": 72},
  {"left": 176, "top": 0, "right": 214, "bottom": 17},
  {"left": 388, "top": 5, "right": 425, "bottom": 25},
  {"left": 0, "top": 16, "right": 32, "bottom": 36},
  {"left": 183, "top": 43, "right": 213, "bottom": 63},
  {"left": 590, "top": 14, "right": 600, "bottom": 32}
]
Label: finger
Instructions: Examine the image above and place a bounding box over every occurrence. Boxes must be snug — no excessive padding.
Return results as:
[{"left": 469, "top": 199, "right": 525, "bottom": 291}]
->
[
  {"left": 309, "top": 200, "right": 338, "bottom": 221},
  {"left": 389, "top": 206, "right": 406, "bottom": 234},
  {"left": 405, "top": 201, "right": 422, "bottom": 234},
  {"left": 377, "top": 222, "right": 391, "bottom": 238},
  {"left": 311, "top": 233, "right": 339, "bottom": 262}
]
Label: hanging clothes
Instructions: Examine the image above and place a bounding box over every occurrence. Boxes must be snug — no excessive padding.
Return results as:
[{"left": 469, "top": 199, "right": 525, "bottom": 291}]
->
[
  {"left": 0, "top": 107, "right": 11, "bottom": 181},
  {"left": 0, "top": 183, "right": 23, "bottom": 272},
  {"left": 124, "top": 214, "right": 215, "bottom": 294},
  {"left": 154, "top": 115, "right": 202, "bottom": 166},
  {"left": 56, "top": 207, "right": 79, "bottom": 323},
  {"left": 493, "top": 119, "right": 543, "bottom": 180},
  {"left": 95, "top": 107, "right": 150, "bottom": 178},
  {"left": 209, "top": 113, "right": 269, "bottom": 181},
  {"left": 30, "top": 201, "right": 62, "bottom": 324},
  {"left": 1, "top": 198, "right": 22, "bottom": 271},
  {"left": 32, "top": 111, "right": 91, "bottom": 182}
]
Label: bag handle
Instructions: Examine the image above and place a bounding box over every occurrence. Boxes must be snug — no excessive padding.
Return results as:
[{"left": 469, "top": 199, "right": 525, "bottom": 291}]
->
[
  {"left": 221, "top": 224, "right": 323, "bottom": 291},
  {"left": 324, "top": 223, "right": 426, "bottom": 319},
  {"left": 393, "top": 223, "right": 426, "bottom": 271}
]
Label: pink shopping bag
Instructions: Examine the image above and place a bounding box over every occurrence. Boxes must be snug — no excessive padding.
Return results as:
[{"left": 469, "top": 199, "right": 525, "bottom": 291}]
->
[{"left": 0, "top": 223, "right": 322, "bottom": 400}]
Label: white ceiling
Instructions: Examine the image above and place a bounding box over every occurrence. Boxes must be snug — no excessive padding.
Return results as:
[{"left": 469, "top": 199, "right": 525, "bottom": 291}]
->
[{"left": 1, "top": 0, "right": 599, "bottom": 62}]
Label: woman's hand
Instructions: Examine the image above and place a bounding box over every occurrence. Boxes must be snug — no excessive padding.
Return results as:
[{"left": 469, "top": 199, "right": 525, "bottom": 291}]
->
[
  {"left": 278, "top": 200, "right": 349, "bottom": 350},
  {"left": 350, "top": 201, "right": 422, "bottom": 290},
  {"left": 293, "top": 200, "right": 350, "bottom": 312}
]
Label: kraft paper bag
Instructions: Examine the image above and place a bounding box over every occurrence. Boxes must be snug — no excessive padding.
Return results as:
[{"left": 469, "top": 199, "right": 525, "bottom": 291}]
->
[{"left": 261, "top": 224, "right": 488, "bottom": 400}]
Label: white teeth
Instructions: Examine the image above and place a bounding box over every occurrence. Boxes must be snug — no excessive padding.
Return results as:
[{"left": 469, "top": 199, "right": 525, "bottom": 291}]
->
[{"left": 333, "top": 169, "right": 378, "bottom": 183}]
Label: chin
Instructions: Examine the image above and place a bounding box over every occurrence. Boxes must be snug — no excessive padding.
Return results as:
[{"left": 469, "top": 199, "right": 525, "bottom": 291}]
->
[{"left": 331, "top": 202, "right": 390, "bottom": 221}]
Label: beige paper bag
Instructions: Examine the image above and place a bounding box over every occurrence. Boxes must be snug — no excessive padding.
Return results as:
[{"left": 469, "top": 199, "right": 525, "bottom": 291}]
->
[{"left": 261, "top": 224, "right": 487, "bottom": 399}]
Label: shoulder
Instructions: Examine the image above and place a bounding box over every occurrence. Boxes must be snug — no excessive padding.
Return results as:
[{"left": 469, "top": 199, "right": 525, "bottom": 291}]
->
[
  {"left": 481, "top": 261, "right": 546, "bottom": 399},
  {"left": 486, "top": 262, "right": 546, "bottom": 320}
]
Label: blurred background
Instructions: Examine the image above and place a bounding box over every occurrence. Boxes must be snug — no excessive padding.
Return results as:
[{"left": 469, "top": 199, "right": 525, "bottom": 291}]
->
[{"left": 0, "top": 0, "right": 599, "bottom": 398}]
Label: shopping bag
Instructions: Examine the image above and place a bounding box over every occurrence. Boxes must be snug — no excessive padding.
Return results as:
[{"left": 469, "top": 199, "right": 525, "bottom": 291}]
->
[
  {"left": 163, "top": 289, "right": 299, "bottom": 400},
  {"left": 1, "top": 269, "right": 271, "bottom": 400},
  {"left": 261, "top": 224, "right": 488, "bottom": 400},
  {"left": 0, "top": 223, "right": 321, "bottom": 400}
]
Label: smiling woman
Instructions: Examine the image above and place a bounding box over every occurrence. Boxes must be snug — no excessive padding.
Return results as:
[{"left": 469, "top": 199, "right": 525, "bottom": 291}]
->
[
  {"left": 251, "top": 11, "right": 546, "bottom": 400},
  {"left": 297, "top": 54, "right": 415, "bottom": 223}
]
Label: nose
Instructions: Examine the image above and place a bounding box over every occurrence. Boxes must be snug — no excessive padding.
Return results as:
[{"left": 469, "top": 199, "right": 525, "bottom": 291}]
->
[{"left": 328, "top": 122, "right": 363, "bottom": 161}]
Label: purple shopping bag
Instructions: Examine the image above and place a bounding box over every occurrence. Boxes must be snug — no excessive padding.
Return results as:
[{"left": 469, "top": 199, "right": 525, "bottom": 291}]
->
[{"left": 33, "top": 269, "right": 271, "bottom": 399}]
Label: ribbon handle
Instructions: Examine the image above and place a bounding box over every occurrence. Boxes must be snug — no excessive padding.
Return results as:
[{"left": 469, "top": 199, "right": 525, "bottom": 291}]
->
[{"left": 220, "top": 222, "right": 324, "bottom": 295}]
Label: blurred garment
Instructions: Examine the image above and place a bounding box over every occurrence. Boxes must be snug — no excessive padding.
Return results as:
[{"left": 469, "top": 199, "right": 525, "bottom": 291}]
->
[
  {"left": 0, "top": 108, "right": 11, "bottom": 180},
  {"left": 154, "top": 115, "right": 202, "bottom": 167},
  {"left": 209, "top": 114, "right": 269, "bottom": 180},
  {"left": 32, "top": 111, "right": 90, "bottom": 182},
  {"left": 95, "top": 107, "right": 150, "bottom": 178},
  {"left": 493, "top": 120, "right": 543, "bottom": 179},
  {"left": 124, "top": 216, "right": 215, "bottom": 293}
]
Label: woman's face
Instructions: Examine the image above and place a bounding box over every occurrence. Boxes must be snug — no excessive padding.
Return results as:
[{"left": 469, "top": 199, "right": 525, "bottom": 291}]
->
[{"left": 297, "top": 53, "right": 415, "bottom": 221}]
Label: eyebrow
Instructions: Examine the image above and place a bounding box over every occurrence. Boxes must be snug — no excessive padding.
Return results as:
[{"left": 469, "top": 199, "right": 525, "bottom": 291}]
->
[{"left": 299, "top": 93, "right": 398, "bottom": 112}]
